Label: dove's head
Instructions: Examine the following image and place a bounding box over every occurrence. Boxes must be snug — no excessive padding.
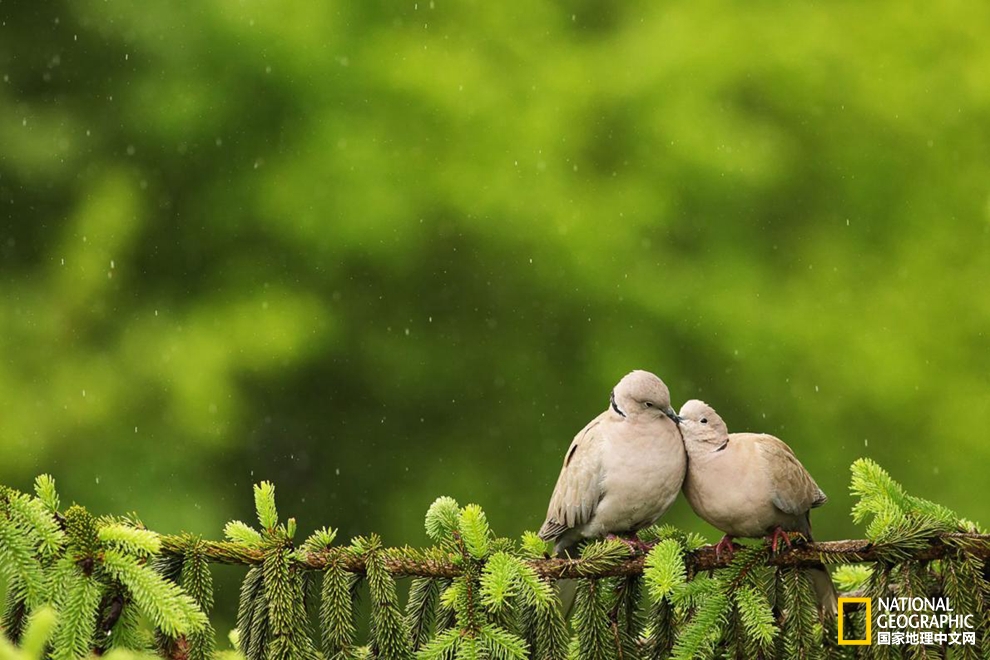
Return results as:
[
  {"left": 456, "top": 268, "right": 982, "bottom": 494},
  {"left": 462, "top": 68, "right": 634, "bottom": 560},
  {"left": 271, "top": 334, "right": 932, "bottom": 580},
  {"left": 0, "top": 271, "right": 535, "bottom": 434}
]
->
[
  {"left": 611, "top": 370, "right": 679, "bottom": 424},
  {"left": 677, "top": 400, "right": 729, "bottom": 450}
]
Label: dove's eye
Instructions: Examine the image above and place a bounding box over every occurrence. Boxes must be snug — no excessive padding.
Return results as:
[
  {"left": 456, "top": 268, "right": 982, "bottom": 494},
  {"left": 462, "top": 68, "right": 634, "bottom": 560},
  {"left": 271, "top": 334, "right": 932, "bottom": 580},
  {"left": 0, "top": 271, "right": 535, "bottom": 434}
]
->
[
  {"left": 644, "top": 402, "right": 654, "bottom": 408},
  {"left": 701, "top": 418, "right": 708, "bottom": 424}
]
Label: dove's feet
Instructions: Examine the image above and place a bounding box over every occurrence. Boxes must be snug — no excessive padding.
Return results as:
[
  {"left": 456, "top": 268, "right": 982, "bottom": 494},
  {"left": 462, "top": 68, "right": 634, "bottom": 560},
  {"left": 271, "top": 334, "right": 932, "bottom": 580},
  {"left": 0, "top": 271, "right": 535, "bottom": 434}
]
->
[
  {"left": 607, "top": 534, "right": 653, "bottom": 555},
  {"left": 713, "top": 535, "right": 739, "bottom": 561},
  {"left": 766, "top": 527, "right": 793, "bottom": 554},
  {"left": 633, "top": 538, "right": 655, "bottom": 553}
]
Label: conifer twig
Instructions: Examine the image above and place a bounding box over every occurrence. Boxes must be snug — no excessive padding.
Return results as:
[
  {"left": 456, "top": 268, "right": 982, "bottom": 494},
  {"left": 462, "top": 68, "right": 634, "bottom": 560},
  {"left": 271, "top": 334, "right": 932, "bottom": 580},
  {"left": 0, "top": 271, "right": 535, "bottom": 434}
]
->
[{"left": 159, "top": 534, "right": 990, "bottom": 579}]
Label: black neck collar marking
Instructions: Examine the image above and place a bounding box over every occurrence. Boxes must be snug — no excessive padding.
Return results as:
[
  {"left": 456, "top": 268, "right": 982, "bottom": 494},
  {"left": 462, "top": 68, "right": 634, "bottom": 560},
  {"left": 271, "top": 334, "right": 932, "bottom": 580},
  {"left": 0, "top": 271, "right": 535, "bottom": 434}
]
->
[
  {"left": 714, "top": 438, "right": 729, "bottom": 452},
  {"left": 610, "top": 390, "right": 626, "bottom": 418}
]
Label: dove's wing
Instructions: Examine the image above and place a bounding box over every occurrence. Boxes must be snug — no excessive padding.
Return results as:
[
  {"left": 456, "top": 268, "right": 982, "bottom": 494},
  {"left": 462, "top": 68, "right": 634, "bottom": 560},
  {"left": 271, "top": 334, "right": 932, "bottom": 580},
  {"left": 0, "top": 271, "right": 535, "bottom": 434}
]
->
[
  {"left": 538, "top": 414, "right": 608, "bottom": 541},
  {"left": 745, "top": 433, "right": 827, "bottom": 515}
]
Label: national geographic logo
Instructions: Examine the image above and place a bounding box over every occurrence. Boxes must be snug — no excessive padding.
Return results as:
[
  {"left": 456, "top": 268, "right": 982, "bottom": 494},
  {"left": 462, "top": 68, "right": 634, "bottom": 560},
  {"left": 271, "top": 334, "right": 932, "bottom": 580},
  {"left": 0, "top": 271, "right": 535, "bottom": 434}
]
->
[{"left": 838, "top": 597, "right": 978, "bottom": 647}]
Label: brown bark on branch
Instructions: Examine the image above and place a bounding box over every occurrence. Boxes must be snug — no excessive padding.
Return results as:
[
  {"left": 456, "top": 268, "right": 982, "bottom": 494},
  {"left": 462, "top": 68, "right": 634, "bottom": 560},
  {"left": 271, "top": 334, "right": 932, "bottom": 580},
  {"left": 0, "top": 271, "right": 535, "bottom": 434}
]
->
[{"left": 160, "top": 534, "right": 990, "bottom": 579}]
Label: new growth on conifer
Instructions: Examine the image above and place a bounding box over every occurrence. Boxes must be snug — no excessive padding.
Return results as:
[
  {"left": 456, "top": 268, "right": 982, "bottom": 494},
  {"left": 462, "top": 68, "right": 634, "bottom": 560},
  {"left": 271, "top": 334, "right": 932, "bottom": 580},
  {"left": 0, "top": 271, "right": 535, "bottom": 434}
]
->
[{"left": 1, "top": 460, "right": 988, "bottom": 659}]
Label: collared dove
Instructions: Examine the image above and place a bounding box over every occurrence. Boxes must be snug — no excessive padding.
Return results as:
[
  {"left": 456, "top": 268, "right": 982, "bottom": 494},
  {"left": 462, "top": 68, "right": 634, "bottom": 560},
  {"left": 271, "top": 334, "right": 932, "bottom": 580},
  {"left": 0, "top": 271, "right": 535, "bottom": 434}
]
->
[
  {"left": 538, "top": 370, "right": 686, "bottom": 557},
  {"left": 678, "top": 399, "right": 838, "bottom": 616}
]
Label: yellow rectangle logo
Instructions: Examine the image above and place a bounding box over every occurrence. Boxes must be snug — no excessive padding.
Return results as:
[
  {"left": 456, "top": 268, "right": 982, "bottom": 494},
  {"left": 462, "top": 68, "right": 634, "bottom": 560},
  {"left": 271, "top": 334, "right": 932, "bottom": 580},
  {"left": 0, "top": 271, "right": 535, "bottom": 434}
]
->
[{"left": 837, "top": 597, "right": 871, "bottom": 645}]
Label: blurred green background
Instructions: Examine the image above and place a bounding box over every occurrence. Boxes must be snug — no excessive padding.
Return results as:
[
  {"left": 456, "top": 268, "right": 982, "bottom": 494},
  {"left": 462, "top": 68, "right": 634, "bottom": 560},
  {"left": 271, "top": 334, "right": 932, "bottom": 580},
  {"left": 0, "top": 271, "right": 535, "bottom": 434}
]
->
[{"left": 2, "top": 0, "right": 988, "bottom": 632}]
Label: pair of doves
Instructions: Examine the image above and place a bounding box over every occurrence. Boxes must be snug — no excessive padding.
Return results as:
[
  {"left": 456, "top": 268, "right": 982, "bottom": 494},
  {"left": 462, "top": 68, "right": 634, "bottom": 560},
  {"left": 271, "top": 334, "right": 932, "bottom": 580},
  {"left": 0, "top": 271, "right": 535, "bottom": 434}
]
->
[{"left": 538, "top": 370, "right": 838, "bottom": 616}]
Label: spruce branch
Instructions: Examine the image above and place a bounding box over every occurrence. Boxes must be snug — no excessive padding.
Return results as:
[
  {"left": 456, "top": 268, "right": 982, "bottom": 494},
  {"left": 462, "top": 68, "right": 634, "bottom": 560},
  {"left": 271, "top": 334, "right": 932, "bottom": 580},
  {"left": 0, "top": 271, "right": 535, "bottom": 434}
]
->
[
  {"left": 33, "top": 476, "right": 60, "bottom": 515},
  {"left": 644, "top": 598, "right": 675, "bottom": 660},
  {"left": 101, "top": 550, "right": 207, "bottom": 638},
  {"left": 573, "top": 579, "right": 617, "bottom": 660},
  {"left": 2, "top": 463, "right": 989, "bottom": 660},
  {"left": 321, "top": 556, "right": 358, "bottom": 659},
  {"left": 6, "top": 493, "right": 64, "bottom": 559},
  {"left": 414, "top": 627, "right": 459, "bottom": 660},
  {"left": 177, "top": 544, "right": 215, "bottom": 660},
  {"left": 519, "top": 584, "right": 567, "bottom": 660},
  {"left": 424, "top": 497, "right": 460, "bottom": 543},
  {"left": 479, "top": 553, "right": 520, "bottom": 613},
  {"left": 153, "top": 534, "right": 990, "bottom": 578},
  {"left": 777, "top": 568, "right": 823, "bottom": 660},
  {"left": 851, "top": 457, "right": 963, "bottom": 545},
  {"left": 262, "top": 545, "right": 318, "bottom": 660},
  {"left": 830, "top": 564, "right": 872, "bottom": 593},
  {"left": 478, "top": 624, "right": 527, "bottom": 660},
  {"left": 223, "top": 522, "right": 263, "bottom": 548},
  {"left": 2, "top": 577, "right": 29, "bottom": 645},
  {"left": 405, "top": 577, "right": 440, "bottom": 652},
  {"left": 643, "top": 539, "right": 685, "bottom": 602},
  {"left": 613, "top": 575, "right": 644, "bottom": 659},
  {"left": 364, "top": 535, "right": 413, "bottom": 660},
  {"left": 98, "top": 525, "right": 161, "bottom": 558},
  {"left": 457, "top": 505, "right": 491, "bottom": 561},
  {"left": 102, "top": 596, "right": 148, "bottom": 654},
  {"left": 300, "top": 527, "right": 337, "bottom": 556},
  {"left": 734, "top": 585, "right": 776, "bottom": 648},
  {"left": 20, "top": 606, "right": 58, "bottom": 660},
  {"left": 49, "top": 564, "right": 102, "bottom": 660},
  {"left": 235, "top": 567, "right": 265, "bottom": 660},
  {"left": 519, "top": 532, "right": 551, "bottom": 560},
  {"left": 253, "top": 482, "right": 278, "bottom": 533},
  {"left": 0, "top": 516, "right": 48, "bottom": 608},
  {"left": 669, "top": 590, "right": 728, "bottom": 660}
]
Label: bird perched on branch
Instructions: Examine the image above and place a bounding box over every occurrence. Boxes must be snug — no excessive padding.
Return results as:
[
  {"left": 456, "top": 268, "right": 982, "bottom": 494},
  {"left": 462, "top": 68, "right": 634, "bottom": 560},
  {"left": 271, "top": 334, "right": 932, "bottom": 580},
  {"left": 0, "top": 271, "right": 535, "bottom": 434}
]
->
[
  {"left": 538, "top": 370, "right": 686, "bottom": 557},
  {"left": 678, "top": 399, "right": 838, "bottom": 616}
]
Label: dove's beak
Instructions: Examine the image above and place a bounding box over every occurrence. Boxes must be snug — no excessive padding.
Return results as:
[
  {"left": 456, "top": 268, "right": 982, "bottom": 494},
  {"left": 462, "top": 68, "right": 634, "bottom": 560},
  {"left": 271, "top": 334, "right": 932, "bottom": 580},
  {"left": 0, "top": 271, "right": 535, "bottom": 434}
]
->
[{"left": 665, "top": 407, "right": 682, "bottom": 425}]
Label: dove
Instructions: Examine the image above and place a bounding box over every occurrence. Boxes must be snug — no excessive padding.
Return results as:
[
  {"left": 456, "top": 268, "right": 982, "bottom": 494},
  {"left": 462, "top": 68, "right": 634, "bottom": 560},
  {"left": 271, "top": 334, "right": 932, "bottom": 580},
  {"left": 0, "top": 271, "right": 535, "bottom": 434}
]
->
[
  {"left": 678, "top": 399, "right": 838, "bottom": 616},
  {"left": 538, "top": 370, "right": 686, "bottom": 557}
]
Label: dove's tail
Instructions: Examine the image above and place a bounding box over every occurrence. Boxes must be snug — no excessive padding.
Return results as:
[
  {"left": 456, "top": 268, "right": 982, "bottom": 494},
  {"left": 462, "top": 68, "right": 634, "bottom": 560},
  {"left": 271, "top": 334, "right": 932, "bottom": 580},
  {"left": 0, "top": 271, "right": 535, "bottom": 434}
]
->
[
  {"left": 799, "top": 524, "right": 837, "bottom": 617},
  {"left": 808, "top": 566, "right": 839, "bottom": 618}
]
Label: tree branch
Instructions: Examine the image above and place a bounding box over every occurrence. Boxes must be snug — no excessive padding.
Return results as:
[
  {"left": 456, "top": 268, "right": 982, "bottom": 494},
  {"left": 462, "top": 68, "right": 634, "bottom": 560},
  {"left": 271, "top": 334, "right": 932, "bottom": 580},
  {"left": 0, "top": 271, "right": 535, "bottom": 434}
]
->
[{"left": 160, "top": 534, "right": 990, "bottom": 579}]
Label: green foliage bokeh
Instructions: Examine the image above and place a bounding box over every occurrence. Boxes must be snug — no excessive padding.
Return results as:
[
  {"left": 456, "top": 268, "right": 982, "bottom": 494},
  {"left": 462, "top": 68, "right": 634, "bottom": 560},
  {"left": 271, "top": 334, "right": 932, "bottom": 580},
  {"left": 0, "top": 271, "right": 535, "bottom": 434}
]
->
[{"left": 1, "top": 0, "right": 988, "bottom": 633}]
